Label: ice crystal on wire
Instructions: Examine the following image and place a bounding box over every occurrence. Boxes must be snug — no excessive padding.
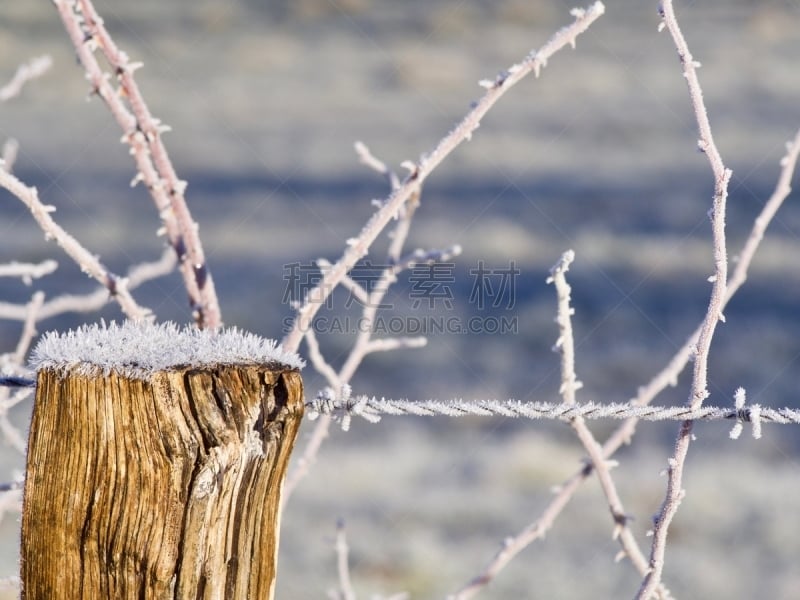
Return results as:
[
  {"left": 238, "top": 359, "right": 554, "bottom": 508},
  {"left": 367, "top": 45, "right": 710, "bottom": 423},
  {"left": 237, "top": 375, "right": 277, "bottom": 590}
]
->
[{"left": 31, "top": 320, "right": 304, "bottom": 379}]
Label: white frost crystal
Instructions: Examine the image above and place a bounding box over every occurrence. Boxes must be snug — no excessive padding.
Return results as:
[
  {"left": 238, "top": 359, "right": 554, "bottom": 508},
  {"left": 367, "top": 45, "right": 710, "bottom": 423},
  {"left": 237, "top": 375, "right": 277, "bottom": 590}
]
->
[{"left": 31, "top": 320, "right": 304, "bottom": 379}]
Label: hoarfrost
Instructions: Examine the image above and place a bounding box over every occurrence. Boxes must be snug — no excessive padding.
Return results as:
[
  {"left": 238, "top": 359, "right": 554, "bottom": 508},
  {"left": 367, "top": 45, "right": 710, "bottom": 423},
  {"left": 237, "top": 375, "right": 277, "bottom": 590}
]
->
[{"left": 31, "top": 320, "right": 304, "bottom": 379}]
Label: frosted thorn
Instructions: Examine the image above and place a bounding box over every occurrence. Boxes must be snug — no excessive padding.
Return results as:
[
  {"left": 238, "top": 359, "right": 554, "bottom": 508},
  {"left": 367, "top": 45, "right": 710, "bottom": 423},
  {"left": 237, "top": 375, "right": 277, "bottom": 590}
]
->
[
  {"left": 533, "top": 62, "right": 542, "bottom": 78},
  {"left": 614, "top": 550, "right": 626, "bottom": 563},
  {"left": 707, "top": 274, "right": 717, "bottom": 282},
  {"left": 400, "top": 160, "right": 417, "bottom": 173},
  {"left": 657, "top": 21, "right": 666, "bottom": 32},
  {"left": 126, "top": 61, "right": 144, "bottom": 73},
  {"left": 129, "top": 172, "right": 144, "bottom": 188},
  {"left": 156, "top": 226, "right": 167, "bottom": 237},
  {"left": 570, "top": 8, "right": 586, "bottom": 18},
  {"left": 478, "top": 79, "right": 495, "bottom": 89},
  {"left": 692, "top": 60, "right": 702, "bottom": 68},
  {"left": 345, "top": 238, "right": 358, "bottom": 247},
  {"left": 646, "top": 529, "right": 654, "bottom": 537},
  {"left": 171, "top": 180, "right": 188, "bottom": 195},
  {"left": 718, "top": 311, "right": 726, "bottom": 323}
]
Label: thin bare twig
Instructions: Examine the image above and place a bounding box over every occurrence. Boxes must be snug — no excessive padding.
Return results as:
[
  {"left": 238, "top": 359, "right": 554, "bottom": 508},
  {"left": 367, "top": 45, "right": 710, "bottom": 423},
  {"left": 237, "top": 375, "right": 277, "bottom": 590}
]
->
[
  {"left": 548, "top": 252, "right": 671, "bottom": 599},
  {"left": 305, "top": 328, "right": 342, "bottom": 389},
  {"left": 598, "top": 126, "right": 800, "bottom": 460},
  {"left": 638, "top": 3, "right": 732, "bottom": 596},
  {"left": 0, "top": 248, "right": 175, "bottom": 322},
  {"left": 448, "top": 120, "right": 800, "bottom": 597},
  {"left": 1, "top": 139, "right": 19, "bottom": 173},
  {"left": 53, "top": 0, "right": 221, "bottom": 328},
  {"left": 281, "top": 2, "right": 606, "bottom": 354},
  {"left": 354, "top": 141, "right": 400, "bottom": 192},
  {"left": 0, "top": 55, "right": 52, "bottom": 102},
  {"left": 283, "top": 142, "right": 428, "bottom": 503},
  {"left": 332, "top": 520, "right": 357, "bottom": 600},
  {"left": 0, "top": 168, "right": 151, "bottom": 321},
  {"left": 0, "top": 260, "right": 57, "bottom": 284},
  {"left": 0, "top": 292, "right": 44, "bottom": 454},
  {"left": 285, "top": 4, "right": 606, "bottom": 504}
]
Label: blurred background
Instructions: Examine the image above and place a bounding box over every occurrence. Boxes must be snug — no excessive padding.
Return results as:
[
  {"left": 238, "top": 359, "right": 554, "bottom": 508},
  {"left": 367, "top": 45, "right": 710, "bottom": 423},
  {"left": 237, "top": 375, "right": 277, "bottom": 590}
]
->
[{"left": 2, "top": 0, "right": 800, "bottom": 597}]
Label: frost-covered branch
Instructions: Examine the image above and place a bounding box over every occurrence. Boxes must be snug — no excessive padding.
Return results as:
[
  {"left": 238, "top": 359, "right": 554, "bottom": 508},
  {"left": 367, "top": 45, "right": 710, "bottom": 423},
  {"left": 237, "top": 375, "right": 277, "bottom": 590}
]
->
[
  {"left": 448, "top": 121, "right": 800, "bottom": 597},
  {"left": 285, "top": 4, "right": 606, "bottom": 504},
  {"left": 0, "top": 55, "right": 52, "bottom": 102},
  {"left": 1, "top": 139, "right": 19, "bottom": 173},
  {"left": 0, "top": 260, "right": 57, "bottom": 284},
  {"left": 283, "top": 141, "right": 447, "bottom": 502},
  {"left": 0, "top": 248, "right": 175, "bottom": 322},
  {"left": 639, "top": 3, "right": 733, "bottom": 596},
  {"left": 548, "top": 252, "right": 671, "bottom": 598},
  {"left": 280, "top": 2, "right": 605, "bottom": 354},
  {"left": 0, "top": 292, "right": 43, "bottom": 457},
  {"left": 599, "top": 125, "right": 800, "bottom": 465},
  {"left": 328, "top": 520, "right": 357, "bottom": 600},
  {"left": 325, "top": 519, "right": 408, "bottom": 600},
  {"left": 0, "top": 169, "right": 151, "bottom": 321},
  {"left": 354, "top": 141, "right": 400, "bottom": 193},
  {"left": 53, "top": 0, "right": 220, "bottom": 328}
]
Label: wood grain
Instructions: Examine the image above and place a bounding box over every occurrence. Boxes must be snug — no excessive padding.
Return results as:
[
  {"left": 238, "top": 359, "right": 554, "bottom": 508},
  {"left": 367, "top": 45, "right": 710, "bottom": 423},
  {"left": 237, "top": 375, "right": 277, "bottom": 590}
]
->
[{"left": 21, "top": 364, "right": 303, "bottom": 599}]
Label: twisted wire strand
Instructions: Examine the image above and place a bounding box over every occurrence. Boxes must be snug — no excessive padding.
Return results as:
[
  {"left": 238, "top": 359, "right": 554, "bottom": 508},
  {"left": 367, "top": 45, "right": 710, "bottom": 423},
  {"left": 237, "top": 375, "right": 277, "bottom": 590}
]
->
[
  {"left": 5, "top": 378, "right": 793, "bottom": 431},
  {"left": 307, "top": 395, "right": 798, "bottom": 433}
]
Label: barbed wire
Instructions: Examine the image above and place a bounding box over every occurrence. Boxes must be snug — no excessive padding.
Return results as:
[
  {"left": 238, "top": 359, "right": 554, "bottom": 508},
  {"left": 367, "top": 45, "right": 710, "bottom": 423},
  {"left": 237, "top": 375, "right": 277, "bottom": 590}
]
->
[
  {"left": 5, "top": 378, "right": 790, "bottom": 439},
  {"left": 307, "top": 387, "right": 787, "bottom": 439}
]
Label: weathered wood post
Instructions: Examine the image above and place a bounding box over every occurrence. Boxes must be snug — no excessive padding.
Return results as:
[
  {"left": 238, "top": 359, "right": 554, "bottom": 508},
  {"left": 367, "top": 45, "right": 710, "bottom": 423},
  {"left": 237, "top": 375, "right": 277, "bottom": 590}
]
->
[{"left": 21, "top": 321, "right": 304, "bottom": 599}]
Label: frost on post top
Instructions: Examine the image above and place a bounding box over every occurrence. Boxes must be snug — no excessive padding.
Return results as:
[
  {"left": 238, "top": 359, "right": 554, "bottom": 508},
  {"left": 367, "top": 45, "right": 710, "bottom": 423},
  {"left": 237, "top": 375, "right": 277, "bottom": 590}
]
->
[{"left": 31, "top": 321, "right": 304, "bottom": 379}]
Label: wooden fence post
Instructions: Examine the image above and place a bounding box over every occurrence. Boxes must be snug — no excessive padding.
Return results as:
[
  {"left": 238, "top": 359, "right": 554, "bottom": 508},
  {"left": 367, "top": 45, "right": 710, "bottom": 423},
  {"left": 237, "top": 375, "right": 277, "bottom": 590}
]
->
[{"left": 20, "top": 322, "right": 304, "bottom": 599}]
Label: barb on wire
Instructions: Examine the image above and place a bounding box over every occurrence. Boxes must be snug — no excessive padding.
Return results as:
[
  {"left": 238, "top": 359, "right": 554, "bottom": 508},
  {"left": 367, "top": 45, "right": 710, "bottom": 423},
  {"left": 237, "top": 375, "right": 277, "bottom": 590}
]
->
[{"left": 307, "top": 394, "right": 779, "bottom": 439}]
